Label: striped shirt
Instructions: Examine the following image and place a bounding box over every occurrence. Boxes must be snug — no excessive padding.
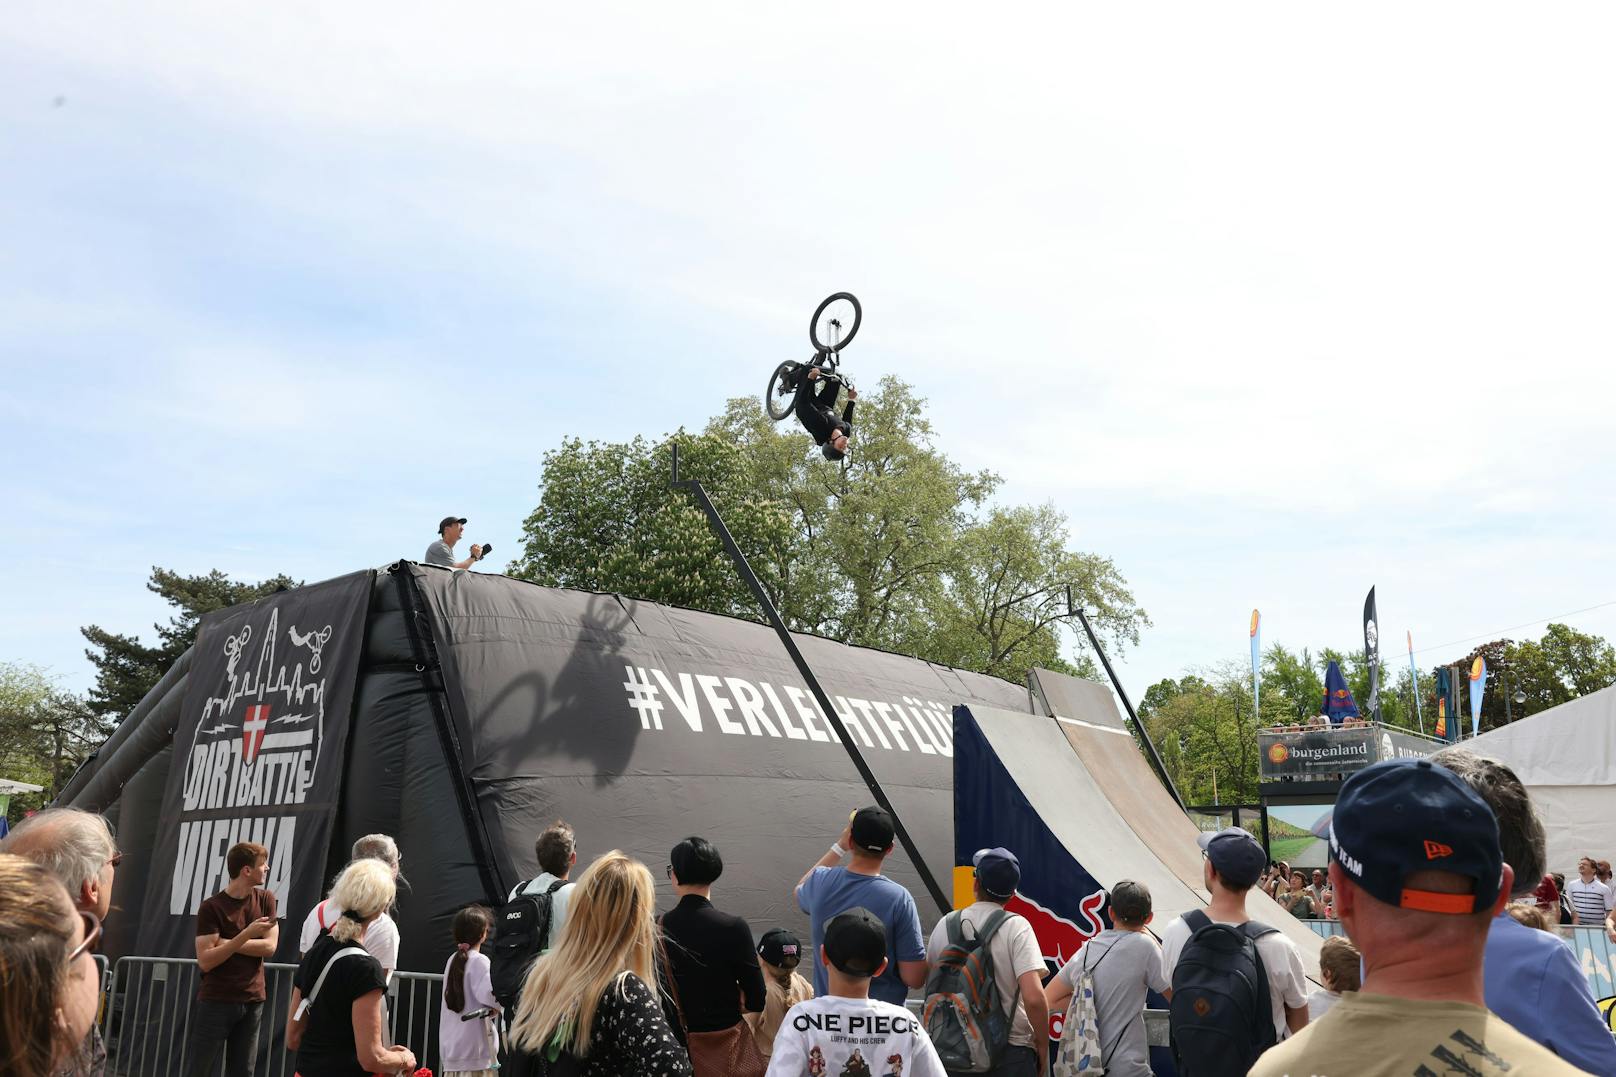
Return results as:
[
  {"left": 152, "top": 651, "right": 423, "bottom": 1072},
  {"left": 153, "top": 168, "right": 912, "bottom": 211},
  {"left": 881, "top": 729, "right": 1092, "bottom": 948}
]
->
[{"left": 1565, "top": 877, "right": 1610, "bottom": 923}]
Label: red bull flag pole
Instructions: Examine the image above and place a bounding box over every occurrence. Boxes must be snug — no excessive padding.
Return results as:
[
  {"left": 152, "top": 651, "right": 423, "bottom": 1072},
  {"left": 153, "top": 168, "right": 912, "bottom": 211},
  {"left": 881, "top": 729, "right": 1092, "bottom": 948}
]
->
[{"left": 1250, "top": 609, "right": 1261, "bottom": 719}]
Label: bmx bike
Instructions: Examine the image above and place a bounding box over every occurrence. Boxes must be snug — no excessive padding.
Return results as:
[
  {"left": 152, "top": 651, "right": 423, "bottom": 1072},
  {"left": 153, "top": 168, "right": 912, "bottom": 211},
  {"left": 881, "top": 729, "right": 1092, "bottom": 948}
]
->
[{"left": 765, "top": 292, "right": 862, "bottom": 422}]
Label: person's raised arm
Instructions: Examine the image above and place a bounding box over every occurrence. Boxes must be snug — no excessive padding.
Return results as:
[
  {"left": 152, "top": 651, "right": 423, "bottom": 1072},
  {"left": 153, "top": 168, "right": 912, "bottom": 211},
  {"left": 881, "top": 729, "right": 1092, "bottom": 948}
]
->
[
  {"left": 353, "top": 989, "right": 416, "bottom": 1074},
  {"left": 794, "top": 822, "right": 852, "bottom": 904},
  {"left": 453, "top": 544, "right": 484, "bottom": 570}
]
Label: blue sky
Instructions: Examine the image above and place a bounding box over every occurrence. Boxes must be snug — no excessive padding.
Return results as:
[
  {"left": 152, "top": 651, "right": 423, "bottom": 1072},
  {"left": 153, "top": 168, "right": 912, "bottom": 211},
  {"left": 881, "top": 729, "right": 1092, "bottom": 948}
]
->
[{"left": 4, "top": 3, "right": 1615, "bottom": 704}]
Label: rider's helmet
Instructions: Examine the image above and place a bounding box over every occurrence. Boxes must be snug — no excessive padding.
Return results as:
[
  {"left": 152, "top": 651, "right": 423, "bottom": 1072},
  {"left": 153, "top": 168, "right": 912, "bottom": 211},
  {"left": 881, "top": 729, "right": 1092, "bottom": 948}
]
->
[{"left": 822, "top": 442, "right": 846, "bottom": 462}]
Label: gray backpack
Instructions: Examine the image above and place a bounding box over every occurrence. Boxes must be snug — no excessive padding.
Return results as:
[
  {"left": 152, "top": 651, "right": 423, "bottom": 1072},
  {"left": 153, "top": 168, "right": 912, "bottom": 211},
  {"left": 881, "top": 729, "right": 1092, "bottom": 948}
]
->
[{"left": 921, "top": 910, "right": 1012, "bottom": 1073}]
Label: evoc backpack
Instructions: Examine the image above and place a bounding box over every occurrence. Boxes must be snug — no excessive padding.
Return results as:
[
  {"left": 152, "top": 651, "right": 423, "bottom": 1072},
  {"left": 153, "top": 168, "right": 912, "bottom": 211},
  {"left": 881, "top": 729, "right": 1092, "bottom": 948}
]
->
[
  {"left": 489, "top": 878, "right": 568, "bottom": 1011},
  {"left": 1168, "top": 911, "right": 1278, "bottom": 1077},
  {"left": 921, "top": 909, "right": 1012, "bottom": 1073}
]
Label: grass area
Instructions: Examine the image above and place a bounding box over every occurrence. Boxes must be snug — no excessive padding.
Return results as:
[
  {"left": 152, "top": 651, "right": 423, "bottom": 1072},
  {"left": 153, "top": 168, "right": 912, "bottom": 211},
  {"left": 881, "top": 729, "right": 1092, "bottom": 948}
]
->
[{"left": 1268, "top": 835, "right": 1321, "bottom": 863}]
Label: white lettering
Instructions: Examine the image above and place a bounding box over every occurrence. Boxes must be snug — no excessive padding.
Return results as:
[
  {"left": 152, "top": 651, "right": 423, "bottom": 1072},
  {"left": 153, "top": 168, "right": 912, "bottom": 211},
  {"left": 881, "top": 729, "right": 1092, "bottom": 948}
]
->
[
  {"left": 650, "top": 669, "right": 704, "bottom": 732},
  {"left": 784, "top": 687, "right": 832, "bottom": 743},
  {"left": 696, "top": 675, "right": 745, "bottom": 735},
  {"left": 759, "top": 682, "right": 807, "bottom": 740},
  {"left": 725, "top": 678, "right": 783, "bottom": 738}
]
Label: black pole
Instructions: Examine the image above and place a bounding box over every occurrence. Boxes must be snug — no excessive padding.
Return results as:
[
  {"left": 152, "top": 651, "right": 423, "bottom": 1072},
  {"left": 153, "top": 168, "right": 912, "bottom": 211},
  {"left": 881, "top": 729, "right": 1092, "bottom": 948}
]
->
[
  {"left": 1070, "top": 597, "right": 1185, "bottom": 812},
  {"left": 671, "top": 445, "right": 953, "bottom": 916}
]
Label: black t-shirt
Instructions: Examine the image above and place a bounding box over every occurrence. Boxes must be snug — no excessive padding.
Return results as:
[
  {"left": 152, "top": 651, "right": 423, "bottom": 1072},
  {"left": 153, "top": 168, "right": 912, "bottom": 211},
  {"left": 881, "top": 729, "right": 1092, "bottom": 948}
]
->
[
  {"left": 294, "top": 934, "right": 388, "bottom": 1077},
  {"left": 661, "top": 894, "right": 766, "bottom": 1033}
]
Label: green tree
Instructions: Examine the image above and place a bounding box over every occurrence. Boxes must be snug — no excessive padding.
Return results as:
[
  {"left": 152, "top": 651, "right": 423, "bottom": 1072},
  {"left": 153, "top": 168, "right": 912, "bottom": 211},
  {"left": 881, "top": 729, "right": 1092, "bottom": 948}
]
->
[
  {"left": 1145, "top": 663, "right": 1261, "bottom": 805},
  {"left": 0, "top": 663, "right": 109, "bottom": 817},
  {"left": 1426, "top": 624, "right": 1616, "bottom": 735},
  {"left": 81, "top": 567, "right": 299, "bottom": 720},
  {"left": 512, "top": 377, "right": 1148, "bottom": 681},
  {"left": 509, "top": 431, "right": 797, "bottom": 620}
]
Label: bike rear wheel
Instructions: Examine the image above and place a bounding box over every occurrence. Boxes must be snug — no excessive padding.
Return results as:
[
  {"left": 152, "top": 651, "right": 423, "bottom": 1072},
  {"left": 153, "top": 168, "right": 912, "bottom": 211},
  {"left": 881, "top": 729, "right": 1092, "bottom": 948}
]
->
[
  {"left": 809, "top": 292, "right": 861, "bottom": 353},
  {"left": 766, "top": 361, "right": 799, "bottom": 421}
]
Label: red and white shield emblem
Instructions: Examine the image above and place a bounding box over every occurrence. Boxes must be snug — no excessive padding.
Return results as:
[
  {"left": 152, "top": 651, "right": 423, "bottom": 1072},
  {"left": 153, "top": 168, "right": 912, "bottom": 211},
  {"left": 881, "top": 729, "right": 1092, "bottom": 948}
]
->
[{"left": 242, "top": 705, "right": 270, "bottom": 765}]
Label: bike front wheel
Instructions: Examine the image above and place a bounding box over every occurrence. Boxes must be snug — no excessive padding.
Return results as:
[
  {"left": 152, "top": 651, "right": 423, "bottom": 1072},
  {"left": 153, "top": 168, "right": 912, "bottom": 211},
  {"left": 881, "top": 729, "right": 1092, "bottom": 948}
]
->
[
  {"left": 809, "top": 292, "right": 862, "bottom": 354},
  {"left": 766, "top": 361, "right": 799, "bottom": 421}
]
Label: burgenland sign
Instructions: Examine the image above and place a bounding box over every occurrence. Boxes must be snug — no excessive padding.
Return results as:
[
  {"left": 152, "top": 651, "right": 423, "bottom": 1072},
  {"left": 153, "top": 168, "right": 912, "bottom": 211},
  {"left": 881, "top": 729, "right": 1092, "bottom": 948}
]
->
[{"left": 1260, "top": 724, "right": 1436, "bottom": 780}]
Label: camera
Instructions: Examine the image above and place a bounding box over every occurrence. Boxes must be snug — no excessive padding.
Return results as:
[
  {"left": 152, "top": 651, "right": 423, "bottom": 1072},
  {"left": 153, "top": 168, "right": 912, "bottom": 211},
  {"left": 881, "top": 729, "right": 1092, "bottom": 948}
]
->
[{"left": 476, "top": 541, "right": 493, "bottom": 560}]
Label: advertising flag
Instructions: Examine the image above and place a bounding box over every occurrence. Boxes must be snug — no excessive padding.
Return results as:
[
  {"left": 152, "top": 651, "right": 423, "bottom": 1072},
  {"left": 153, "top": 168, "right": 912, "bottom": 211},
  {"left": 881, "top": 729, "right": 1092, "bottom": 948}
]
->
[
  {"left": 1407, "top": 631, "right": 1423, "bottom": 734},
  {"left": 1321, "top": 660, "right": 1360, "bottom": 725},
  {"left": 1469, "top": 657, "right": 1488, "bottom": 739},
  {"left": 1363, "top": 587, "right": 1383, "bottom": 723},
  {"left": 1250, "top": 609, "right": 1261, "bottom": 718}
]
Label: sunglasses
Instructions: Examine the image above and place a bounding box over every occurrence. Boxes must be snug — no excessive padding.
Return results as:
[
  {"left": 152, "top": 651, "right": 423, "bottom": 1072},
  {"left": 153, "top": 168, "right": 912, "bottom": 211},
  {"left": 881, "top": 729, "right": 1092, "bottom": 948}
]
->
[{"left": 67, "top": 910, "right": 103, "bottom": 965}]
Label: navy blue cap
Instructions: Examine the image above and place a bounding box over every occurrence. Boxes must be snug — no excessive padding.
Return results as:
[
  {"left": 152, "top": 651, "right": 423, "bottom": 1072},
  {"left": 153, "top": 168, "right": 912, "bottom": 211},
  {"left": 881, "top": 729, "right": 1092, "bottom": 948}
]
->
[
  {"left": 1329, "top": 758, "right": 1503, "bottom": 915},
  {"left": 1198, "top": 828, "right": 1266, "bottom": 889},
  {"left": 972, "top": 847, "right": 1021, "bottom": 898}
]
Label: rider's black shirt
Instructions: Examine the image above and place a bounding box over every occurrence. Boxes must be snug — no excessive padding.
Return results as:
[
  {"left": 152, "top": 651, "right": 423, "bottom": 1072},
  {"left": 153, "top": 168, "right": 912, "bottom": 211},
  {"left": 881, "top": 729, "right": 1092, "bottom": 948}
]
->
[{"left": 793, "top": 360, "right": 855, "bottom": 444}]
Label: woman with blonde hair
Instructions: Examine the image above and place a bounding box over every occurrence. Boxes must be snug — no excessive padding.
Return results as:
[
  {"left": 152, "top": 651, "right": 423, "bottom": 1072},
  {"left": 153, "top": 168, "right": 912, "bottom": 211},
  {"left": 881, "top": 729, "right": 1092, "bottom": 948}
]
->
[
  {"left": 286, "top": 858, "right": 418, "bottom": 1077},
  {"left": 508, "top": 851, "right": 691, "bottom": 1077},
  {"left": 0, "top": 854, "right": 103, "bottom": 1077}
]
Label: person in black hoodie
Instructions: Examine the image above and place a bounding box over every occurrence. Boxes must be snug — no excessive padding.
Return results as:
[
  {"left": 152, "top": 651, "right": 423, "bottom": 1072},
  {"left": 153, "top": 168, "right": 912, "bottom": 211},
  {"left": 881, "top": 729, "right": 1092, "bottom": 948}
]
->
[{"left": 792, "top": 357, "right": 858, "bottom": 461}]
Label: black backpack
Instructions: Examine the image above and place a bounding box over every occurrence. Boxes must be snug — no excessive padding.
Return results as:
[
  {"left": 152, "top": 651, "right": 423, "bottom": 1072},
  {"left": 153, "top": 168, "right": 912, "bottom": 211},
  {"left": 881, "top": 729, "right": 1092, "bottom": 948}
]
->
[
  {"left": 490, "top": 878, "right": 568, "bottom": 1011},
  {"left": 1168, "top": 910, "right": 1278, "bottom": 1077}
]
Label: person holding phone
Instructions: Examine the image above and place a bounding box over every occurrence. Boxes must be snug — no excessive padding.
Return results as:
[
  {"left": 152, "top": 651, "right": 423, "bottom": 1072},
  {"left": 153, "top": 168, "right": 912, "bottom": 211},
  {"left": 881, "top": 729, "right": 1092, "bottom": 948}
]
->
[
  {"left": 426, "top": 516, "right": 489, "bottom": 570},
  {"left": 188, "top": 841, "right": 279, "bottom": 1077}
]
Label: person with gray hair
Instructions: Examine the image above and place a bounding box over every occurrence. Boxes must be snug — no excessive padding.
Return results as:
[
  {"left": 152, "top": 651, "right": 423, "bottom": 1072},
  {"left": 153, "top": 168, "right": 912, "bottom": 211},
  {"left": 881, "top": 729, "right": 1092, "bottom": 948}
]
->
[
  {"left": 1431, "top": 746, "right": 1616, "bottom": 1074},
  {"left": 298, "top": 834, "right": 402, "bottom": 981},
  {"left": 0, "top": 807, "right": 120, "bottom": 920},
  {"left": 0, "top": 807, "right": 120, "bottom": 1077}
]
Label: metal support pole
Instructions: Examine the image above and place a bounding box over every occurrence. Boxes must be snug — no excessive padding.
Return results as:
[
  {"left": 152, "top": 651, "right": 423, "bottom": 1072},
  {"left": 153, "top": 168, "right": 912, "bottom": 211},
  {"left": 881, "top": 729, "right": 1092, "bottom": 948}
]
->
[
  {"left": 1070, "top": 594, "right": 1185, "bottom": 812},
  {"left": 671, "top": 445, "right": 952, "bottom": 915}
]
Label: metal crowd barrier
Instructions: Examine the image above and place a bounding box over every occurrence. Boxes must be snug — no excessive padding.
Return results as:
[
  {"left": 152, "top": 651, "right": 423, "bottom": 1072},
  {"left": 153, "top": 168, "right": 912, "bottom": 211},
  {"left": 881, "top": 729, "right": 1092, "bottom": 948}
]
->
[{"left": 99, "top": 956, "right": 444, "bottom": 1077}]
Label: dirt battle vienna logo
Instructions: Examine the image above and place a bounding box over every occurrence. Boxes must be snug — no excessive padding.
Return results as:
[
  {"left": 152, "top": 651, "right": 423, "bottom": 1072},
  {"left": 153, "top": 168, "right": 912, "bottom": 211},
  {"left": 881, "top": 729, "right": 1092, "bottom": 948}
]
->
[{"left": 169, "top": 609, "right": 334, "bottom": 915}]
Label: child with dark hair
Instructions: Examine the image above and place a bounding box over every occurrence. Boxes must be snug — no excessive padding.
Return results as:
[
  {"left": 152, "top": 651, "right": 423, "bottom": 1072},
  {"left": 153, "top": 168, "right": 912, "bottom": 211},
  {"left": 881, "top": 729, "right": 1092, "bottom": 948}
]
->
[{"left": 439, "top": 905, "right": 500, "bottom": 1077}]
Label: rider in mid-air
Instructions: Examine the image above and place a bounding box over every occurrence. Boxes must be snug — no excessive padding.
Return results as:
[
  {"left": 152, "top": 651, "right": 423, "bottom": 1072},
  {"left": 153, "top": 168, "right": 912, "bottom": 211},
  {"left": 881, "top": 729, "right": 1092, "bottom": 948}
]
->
[{"left": 794, "top": 353, "right": 858, "bottom": 460}]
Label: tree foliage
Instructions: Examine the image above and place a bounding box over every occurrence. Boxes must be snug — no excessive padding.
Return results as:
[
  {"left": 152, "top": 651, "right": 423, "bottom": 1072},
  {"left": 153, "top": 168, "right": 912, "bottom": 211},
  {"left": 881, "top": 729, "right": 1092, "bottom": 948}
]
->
[
  {"left": 510, "top": 376, "right": 1148, "bottom": 680},
  {"left": 81, "top": 567, "right": 299, "bottom": 720},
  {"left": 1423, "top": 623, "right": 1616, "bottom": 735},
  {"left": 0, "top": 663, "right": 110, "bottom": 818}
]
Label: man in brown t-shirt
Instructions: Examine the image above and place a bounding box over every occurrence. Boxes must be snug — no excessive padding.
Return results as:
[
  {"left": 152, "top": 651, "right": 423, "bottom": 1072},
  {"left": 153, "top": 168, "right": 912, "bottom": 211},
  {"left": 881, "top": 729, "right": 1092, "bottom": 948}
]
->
[{"left": 186, "top": 841, "right": 279, "bottom": 1077}]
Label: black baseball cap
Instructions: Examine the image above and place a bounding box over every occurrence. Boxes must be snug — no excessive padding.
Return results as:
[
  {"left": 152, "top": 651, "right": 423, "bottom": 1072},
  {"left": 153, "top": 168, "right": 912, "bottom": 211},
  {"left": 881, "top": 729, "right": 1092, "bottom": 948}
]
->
[
  {"left": 757, "top": 928, "right": 802, "bottom": 968},
  {"left": 850, "top": 807, "right": 895, "bottom": 854},
  {"left": 1198, "top": 827, "right": 1267, "bottom": 890},
  {"left": 972, "top": 847, "right": 1021, "bottom": 899},
  {"left": 438, "top": 516, "right": 467, "bottom": 534},
  {"left": 823, "top": 907, "right": 887, "bottom": 977},
  {"left": 1329, "top": 757, "right": 1503, "bottom": 915}
]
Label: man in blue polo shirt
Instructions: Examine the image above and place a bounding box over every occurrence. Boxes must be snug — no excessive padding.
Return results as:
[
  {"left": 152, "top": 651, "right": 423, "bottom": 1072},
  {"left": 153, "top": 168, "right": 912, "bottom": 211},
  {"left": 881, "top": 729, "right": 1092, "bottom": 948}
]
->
[
  {"left": 1432, "top": 746, "right": 1616, "bottom": 1074},
  {"left": 793, "top": 806, "right": 928, "bottom": 1006}
]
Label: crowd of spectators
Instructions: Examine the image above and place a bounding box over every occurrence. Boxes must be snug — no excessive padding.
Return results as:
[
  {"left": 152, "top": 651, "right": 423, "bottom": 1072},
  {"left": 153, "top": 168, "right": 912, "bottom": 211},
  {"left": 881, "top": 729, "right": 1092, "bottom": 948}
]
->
[{"left": 3, "top": 745, "right": 1613, "bottom": 1076}]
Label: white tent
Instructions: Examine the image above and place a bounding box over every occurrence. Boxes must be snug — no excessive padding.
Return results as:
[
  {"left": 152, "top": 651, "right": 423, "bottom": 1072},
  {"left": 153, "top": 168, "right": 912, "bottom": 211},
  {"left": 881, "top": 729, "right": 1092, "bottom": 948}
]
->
[{"left": 1467, "top": 684, "right": 1616, "bottom": 876}]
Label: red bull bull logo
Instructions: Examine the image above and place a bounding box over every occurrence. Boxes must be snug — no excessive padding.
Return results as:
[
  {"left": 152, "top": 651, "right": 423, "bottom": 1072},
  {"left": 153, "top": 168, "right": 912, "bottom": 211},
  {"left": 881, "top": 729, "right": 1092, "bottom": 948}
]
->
[{"left": 1007, "top": 889, "right": 1106, "bottom": 968}]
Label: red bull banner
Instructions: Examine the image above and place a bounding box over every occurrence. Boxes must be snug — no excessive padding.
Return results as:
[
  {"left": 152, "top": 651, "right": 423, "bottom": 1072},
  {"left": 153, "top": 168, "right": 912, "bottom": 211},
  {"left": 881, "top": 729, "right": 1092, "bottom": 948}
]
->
[{"left": 953, "top": 706, "right": 1173, "bottom": 1073}]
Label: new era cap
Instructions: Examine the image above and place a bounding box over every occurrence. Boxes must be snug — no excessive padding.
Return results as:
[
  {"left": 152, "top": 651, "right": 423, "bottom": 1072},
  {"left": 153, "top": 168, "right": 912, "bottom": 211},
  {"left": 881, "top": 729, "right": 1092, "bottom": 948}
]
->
[
  {"left": 757, "top": 928, "right": 802, "bottom": 968},
  {"left": 1198, "top": 827, "right": 1266, "bottom": 890},
  {"left": 823, "top": 907, "right": 887, "bottom": 977},
  {"left": 1329, "top": 757, "right": 1503, "bottom": 915},
  {"left": 972, "top": 847, "right": 1021, "bottom": 899},
  {"left": 850, "top": 807, "right": 895, "bottom": 854},
  {"left": 438, "top": 516, "right": 467, "bottom": 533}
]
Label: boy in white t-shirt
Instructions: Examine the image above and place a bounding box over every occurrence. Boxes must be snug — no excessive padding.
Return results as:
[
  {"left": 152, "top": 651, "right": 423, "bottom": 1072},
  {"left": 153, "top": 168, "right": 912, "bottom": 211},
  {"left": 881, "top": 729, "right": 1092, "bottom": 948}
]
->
[{"left": 767, "top": 907, "right": 947, "bottom": 1077}]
